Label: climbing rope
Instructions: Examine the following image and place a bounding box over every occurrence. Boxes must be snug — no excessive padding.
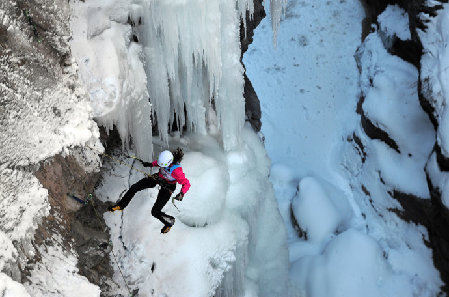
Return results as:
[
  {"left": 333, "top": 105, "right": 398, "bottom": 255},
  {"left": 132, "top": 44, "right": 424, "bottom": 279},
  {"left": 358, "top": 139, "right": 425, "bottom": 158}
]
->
[
  {"left": 63, "top": 152, "right": 184, "bottom": 295},
  {"left": 102, "top": 153, "right": 153, "bottom": 178}
]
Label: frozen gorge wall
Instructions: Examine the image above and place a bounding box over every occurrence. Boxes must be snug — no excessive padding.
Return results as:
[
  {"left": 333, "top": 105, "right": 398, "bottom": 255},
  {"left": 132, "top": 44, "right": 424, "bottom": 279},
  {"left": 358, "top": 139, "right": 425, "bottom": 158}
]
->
[
  {"left": 0, "top": 0, "right": 288, "bottom": 295},
  {"left": 358, "top": 0, "right": 449, "bottom": 293},
  {"left": 0, "top": 0, "right": 103, "bottom": 296}
]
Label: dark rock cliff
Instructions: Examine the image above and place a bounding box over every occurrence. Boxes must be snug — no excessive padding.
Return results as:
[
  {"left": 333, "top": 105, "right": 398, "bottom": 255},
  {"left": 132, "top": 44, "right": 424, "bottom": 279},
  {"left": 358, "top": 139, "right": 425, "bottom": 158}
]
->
[{"left": 241, "top": 0, "right": 266, "bottom": 132}]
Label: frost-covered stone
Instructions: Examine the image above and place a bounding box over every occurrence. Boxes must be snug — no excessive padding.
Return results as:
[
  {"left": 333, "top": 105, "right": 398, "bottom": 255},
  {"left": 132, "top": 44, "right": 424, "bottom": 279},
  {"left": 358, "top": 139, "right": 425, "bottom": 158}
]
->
[{"left": 0, "top": 0, "right": 103, "bottom": 295}]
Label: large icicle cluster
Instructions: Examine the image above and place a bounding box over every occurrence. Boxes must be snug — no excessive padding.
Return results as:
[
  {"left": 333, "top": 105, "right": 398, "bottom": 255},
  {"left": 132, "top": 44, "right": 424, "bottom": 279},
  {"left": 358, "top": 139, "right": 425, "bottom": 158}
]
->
[
  {"left": 131, "top": 0, "right": 251, "bottom": 151},
  {"left": 71, "top": 0, "right": 286, "bottom": 154}
]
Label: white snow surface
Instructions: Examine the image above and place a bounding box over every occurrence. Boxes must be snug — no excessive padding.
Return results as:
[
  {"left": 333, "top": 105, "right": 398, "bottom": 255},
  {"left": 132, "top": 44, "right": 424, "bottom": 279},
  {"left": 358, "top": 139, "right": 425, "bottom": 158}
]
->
[
  {"left": 245, "top": 1, "right": 442, "bottom": 296},
  {"left": 96, "top": 126, "right": 288, "bottom": 297},
  {"left": 244, "top": 0, "right": 363, "bottom": 184},
  {"left": 0, "top": 273, "right": 31, "bottom": 297},
  {"left": 378, "top": 5, "right": 411, "bottom": 41}
]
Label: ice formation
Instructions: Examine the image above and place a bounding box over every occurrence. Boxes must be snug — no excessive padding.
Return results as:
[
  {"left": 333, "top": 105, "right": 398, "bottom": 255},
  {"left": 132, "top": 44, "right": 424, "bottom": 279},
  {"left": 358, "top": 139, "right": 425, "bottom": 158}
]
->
[
  {"left": 71, "top": 0, "right": 287, "bottom": 156},
  {"left": 70, "top": 0, "right": 152, "bottom": 160},
  {"left": 70, "top": 0, "right": 290, "bottom": 295},
  {"left": 96, "top": 126, "right": 288, "bottom": 297}
]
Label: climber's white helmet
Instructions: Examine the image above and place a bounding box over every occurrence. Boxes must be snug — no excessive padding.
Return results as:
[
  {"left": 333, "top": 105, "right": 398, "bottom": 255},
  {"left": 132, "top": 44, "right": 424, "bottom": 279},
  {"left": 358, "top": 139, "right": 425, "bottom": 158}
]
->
[{"left": 158, "top": 150, "right": 173, "bottom": 167}]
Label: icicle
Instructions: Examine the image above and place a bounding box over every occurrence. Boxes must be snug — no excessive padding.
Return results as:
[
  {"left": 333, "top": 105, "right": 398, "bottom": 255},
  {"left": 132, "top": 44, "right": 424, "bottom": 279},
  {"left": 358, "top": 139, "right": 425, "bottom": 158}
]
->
[
  {"left": 237, "top": 0, "right": 255, "bottom": 38},
  {"left": 269, "top": 0, "right": 287, "bottom": 45}
]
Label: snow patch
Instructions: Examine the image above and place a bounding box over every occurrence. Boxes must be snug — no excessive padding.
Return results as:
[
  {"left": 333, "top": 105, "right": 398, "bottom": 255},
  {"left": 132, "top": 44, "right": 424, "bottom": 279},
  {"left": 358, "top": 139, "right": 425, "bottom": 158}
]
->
[
  {"left": 0, "top": 273, "right": 31, "bottom": 297},
  {"left": 378, "top": 5, "right": 411, "bottom": 40},
  {"left": 292, "top": 177, "right": 352, "bottom": 243},
  {"left": 25, "top": 239, "right": 100, "bottom": 297},
  {"left": 0, "top": 169, "right": 49, "bottom": 242}
]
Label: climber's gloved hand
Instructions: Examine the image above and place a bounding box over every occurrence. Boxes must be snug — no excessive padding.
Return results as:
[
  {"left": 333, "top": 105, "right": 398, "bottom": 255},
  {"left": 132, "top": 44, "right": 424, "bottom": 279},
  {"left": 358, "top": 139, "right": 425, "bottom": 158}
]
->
[
  {"left": 174, "top": 192, "right": 184, "bottom": 201},
  {"left": 127, "top": 155, "right": 153, "bottom": 167},
  {"left": 140, "top": 160, "right": 153, "bottom": 167}
]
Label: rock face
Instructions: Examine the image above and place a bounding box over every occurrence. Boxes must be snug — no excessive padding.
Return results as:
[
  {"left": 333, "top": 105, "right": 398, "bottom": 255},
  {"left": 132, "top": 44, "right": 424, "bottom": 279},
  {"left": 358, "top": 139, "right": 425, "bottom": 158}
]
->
[
  {"left": 35, "top": 151, "right": 116, "bottom": 293},
  {"left": 241, "top": 0, "right": 265, "bottom": 132},
  {"left": 359, "top": 0, "right": 449, "bottom": 293},
  {"left": 0, "top": 0, "right": 111, "bottom": 294}
]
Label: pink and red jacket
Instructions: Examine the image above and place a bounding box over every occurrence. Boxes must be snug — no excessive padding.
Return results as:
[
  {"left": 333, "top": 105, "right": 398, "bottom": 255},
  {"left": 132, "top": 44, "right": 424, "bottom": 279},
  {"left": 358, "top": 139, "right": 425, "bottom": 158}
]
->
[{"left": 151, "top": 161, "right": 191, "bottom": 194}]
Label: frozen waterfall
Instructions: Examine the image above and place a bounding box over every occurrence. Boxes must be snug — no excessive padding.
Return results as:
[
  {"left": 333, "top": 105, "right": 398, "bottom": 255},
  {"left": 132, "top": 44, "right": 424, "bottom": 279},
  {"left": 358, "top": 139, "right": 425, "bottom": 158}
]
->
[
  {"left": 71, "top": 0, "right": 285, "bottom": 157},
  {"left": 70, "top": 0, "right": 289, "bottom": 296}
]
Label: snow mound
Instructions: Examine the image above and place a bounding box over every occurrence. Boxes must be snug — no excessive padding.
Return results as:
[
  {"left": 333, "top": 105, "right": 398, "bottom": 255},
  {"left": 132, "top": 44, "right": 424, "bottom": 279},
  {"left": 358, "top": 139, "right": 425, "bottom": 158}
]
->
[
  {"left": 177, "top": 152, "right": 229, "bottom": 227},
  {"left": 290, "top": 229, "right": 415, "bottom": 297},
  {"left": 291, "top": 177, "right": 352, "bottom": 243}
]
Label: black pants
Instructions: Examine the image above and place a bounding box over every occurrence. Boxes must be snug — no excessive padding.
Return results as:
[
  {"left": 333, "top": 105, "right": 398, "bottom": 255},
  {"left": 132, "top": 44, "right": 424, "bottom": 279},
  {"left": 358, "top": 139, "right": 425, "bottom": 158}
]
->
[{"left": 117, "top": 177, "right": 176, "bottom": 226}]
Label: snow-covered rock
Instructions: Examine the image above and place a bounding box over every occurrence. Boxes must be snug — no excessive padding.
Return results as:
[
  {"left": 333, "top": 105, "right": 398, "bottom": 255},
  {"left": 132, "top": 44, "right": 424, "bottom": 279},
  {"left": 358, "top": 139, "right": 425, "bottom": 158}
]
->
[
  {"left": 0, "top": 0, "right": 103, "bottom": 295},
  {"left": 291, "top": 177, "right": 351, "bottom": 243}
]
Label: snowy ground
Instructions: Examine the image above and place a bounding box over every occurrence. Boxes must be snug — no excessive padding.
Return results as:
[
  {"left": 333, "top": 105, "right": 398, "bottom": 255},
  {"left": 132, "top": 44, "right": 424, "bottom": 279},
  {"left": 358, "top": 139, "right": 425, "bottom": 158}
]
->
[{"left": 244, "top": 1, "right": 442, "bottom": 296}]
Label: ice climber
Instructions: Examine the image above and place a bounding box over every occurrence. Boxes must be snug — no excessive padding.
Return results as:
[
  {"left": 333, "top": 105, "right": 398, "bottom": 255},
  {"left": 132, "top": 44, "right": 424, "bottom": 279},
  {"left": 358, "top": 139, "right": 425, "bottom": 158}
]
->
[{"left": 108, "top": 148, "right": 190, "bottom": 234}]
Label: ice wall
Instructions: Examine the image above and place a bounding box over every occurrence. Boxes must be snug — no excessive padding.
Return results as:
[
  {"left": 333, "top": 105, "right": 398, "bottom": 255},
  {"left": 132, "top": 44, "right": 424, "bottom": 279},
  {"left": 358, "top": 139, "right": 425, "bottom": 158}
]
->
[
  {"left": 70, "top": 0, "right": 153, "bottom": 160},
  {"left": 130, "top": 0, "right": 251, "bottom": 151}
]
